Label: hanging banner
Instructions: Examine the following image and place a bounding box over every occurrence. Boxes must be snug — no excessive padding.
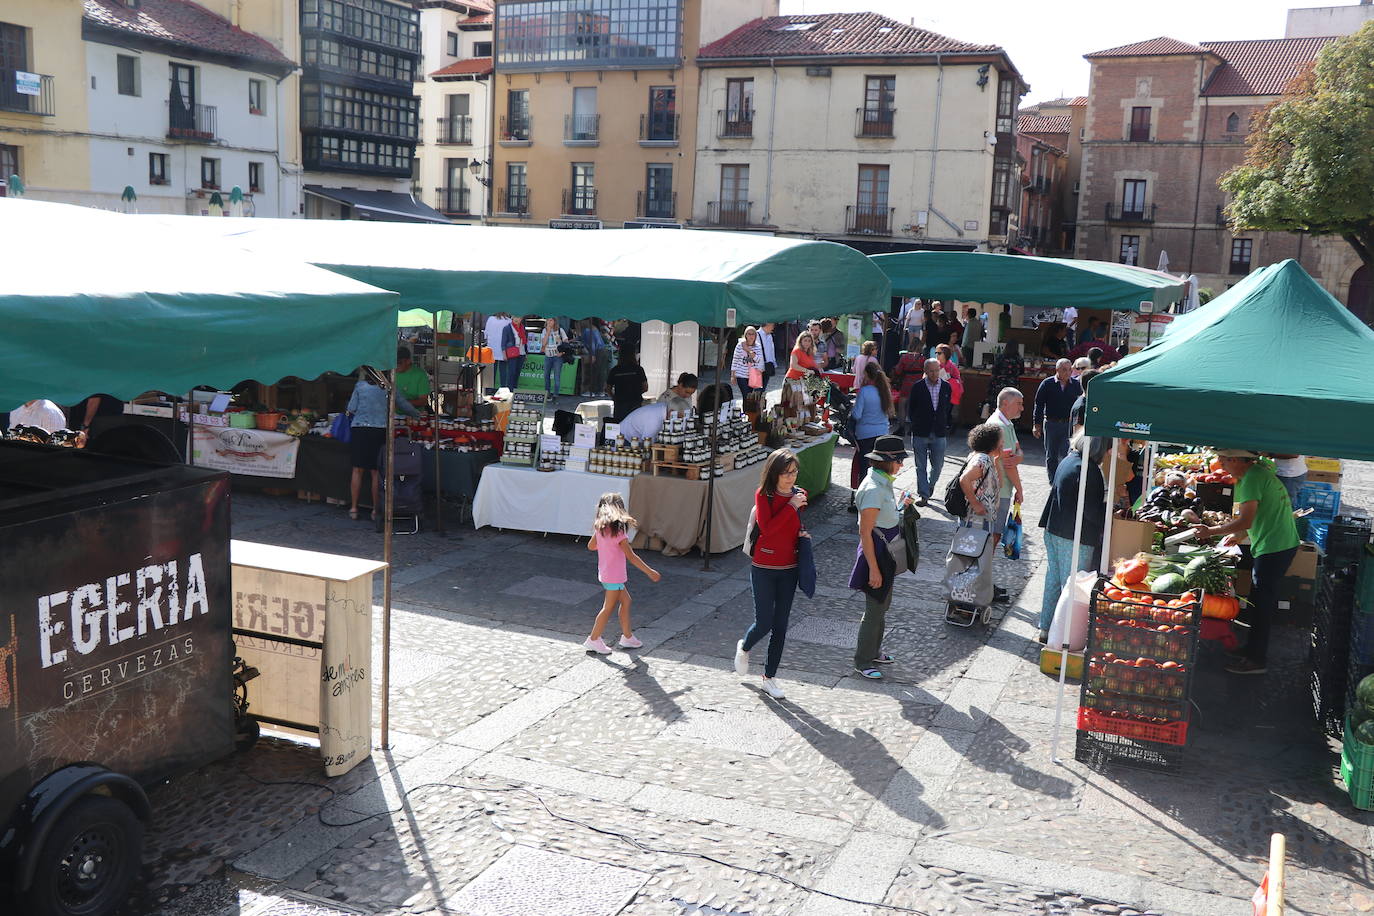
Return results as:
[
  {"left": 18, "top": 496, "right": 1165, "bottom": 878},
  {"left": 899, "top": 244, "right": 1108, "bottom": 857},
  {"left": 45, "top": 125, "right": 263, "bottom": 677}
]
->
[{"left": 191, "top": 425, "right": 300, "bottom": 478}]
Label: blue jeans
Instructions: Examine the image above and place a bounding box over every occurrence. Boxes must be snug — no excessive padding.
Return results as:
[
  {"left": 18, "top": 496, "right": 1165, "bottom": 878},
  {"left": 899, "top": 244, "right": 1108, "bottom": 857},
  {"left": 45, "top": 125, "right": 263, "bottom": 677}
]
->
[
  {"left": 1040, "top": 531, "right": 1095, "bottom": 630},
  {"left": 909, "top": 434, "right": 947, "bottom": 499},
  {"left": 1044, "top": 420, "right": 1071, "bottom": 481},
  {"left": 543, "top": 355, "right": 564, "bottom": 393},
  {"left": 743, "top": 565, "right": 799, "bottom": 678},
  {"left": 503, "top": 356, "right": 524, "bottom": 389},
  {"left": 1279, "top": 473, "right": 1306, "bottom": 506}
]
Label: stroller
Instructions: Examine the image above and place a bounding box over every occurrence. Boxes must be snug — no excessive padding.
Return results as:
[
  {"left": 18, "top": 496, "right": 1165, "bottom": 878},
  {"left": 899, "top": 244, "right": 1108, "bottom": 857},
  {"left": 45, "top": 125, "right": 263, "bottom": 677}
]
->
[
  {"left": 942, "top": 520, "right": 997, "bottom": 626},
  {"left": 827, "top": 381, "right": 857, "bottom": 447},
  {"left": 376, "top": 434, "right": 424, "bottom": 535}
]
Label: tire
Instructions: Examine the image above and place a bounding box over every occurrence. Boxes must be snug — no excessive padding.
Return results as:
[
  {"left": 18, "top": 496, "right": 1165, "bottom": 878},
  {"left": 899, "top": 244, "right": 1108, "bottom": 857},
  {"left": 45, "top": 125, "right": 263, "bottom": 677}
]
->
[
  {"left": 235, "top": 715, "right": 261, "bottom": 753},
  {"left": 20, "top": 795, "right": 144, "bottom": 916}
]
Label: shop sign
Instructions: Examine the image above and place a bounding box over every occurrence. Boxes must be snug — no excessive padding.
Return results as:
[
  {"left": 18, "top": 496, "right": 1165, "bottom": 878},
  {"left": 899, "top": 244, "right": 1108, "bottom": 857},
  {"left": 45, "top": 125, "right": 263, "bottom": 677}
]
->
[
  {"left": 191, "top": 426, "right": 300, "bottom": 478},
  {"left": 550, "top": 218, "right": 602, "bottom": 230},
  {"left": 14, "top": 71, "right": 40, "bottom": 96},
  {"left": 622, "top": 220, "right": 682, "bottom": 229}
]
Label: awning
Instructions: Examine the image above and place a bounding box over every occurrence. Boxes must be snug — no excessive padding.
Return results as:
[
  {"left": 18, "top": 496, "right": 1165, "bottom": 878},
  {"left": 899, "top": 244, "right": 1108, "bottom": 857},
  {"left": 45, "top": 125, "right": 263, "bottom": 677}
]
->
[
  {"left": 139, "top": 216, "right": 892, "bottom": 326},
  {"left": 304, "top": 185, "right": 451, "bottom": 225},
  {"left": 871, "top": 250, "right": 1188, "bottom": 312},
  {"left": 0, "top": 198, "right": 400, "bottom": 410}
]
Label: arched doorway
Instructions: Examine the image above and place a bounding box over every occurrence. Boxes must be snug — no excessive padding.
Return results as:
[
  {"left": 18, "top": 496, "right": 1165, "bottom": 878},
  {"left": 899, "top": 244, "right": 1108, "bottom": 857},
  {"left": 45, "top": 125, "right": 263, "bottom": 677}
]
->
[{"left": 1349, "top": 265, "right": 1373, "bottom": 326}]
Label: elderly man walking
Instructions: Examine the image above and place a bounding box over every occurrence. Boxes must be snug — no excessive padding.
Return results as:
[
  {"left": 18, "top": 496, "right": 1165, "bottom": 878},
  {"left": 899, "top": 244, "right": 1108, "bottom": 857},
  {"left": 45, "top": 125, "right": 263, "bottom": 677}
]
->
[
  {"left": 1032, "top": 359, "right": 1081, "bottom": 481},
  {"left": 988, "top": 387, "right": 1026, "bottom": 603},
  {"left": 905, "top": 358, "right": 953, "bottom": 506}
]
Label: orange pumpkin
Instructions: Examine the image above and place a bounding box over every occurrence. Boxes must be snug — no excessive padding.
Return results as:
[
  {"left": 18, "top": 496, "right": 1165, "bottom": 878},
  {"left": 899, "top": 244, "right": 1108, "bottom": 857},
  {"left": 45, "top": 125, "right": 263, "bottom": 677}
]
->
[{"left": 1201, "top": 593, "right": 1241, "bottom": 620}]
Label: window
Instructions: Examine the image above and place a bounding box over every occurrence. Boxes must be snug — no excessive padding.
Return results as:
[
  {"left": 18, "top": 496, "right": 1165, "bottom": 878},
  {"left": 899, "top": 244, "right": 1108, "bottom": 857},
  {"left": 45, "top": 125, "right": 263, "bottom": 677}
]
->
[
  {"left": 442, "top": 158, "right": 469, "bottom": 213},
  {"left": 117, "top": 55, "right": 140, "bottom": 96},
  {"left": 1121, "top": 179, "right": 1146, "bottom": 217},
  {"left": 505, "top": 162, "right": 528, "bottom": 212},
  {"left": 996, "top": 74, "right": 1016, "bottom": 134},
  {"left": 200, "top": 157, "right": 220, "bottom": 189},
  {"left": 248, "top": 78, "right": 265, "bottom": 115},
  {"left": 1226, "top": 112, "right": 1240, "bottom": 133},
  {"left": 300, "top": 0, "right": 421, "bottom": 53},
  {"left": 991, "top": 157, "right": 1015, "bottom": 209},
  {"left": 717, "top": 164, "right": 749, "bottom": 226},
  {"left": 148, "top": 152, "right": 168, "bottom": 185},
  {"left": 644, "top": 163, "right": 673, "bottom": 218},
  {"left": 0, "top": 143, "right": 18, "bottom": 188},
  {"left": 0, "top": 22, "right": 31, "bottom": 112},
  {"left": 505, "top": 89, "right": 530, "bottom": 139},
  {"left": 723, "top": 78, "right": 753, "bottom": 136},
  {"left": 1229, "top": 238, "right": 1253, "bottom": 275},
  {"left": 442, "top": 94, "right": 470, "bottom": 143},
  {"left": 644, "top": 86, "right": 675, "bottom": 140},
  {"left": 299, "top": 80, "right": 419, "bottom": 139},
  {"left": 1119, "top": 235, "right": 1141, "bottom": 266},
  {"left": 248, "top": 161, "right": 263, "bottom": 192},
  {"left": 853, "top": 164, "right": 890, "bottom": 233},
  {"left": 301, "top": 36, "right": 416, "bottom": 82},
  {"left": 473, "top": 40, "right": 492, "bottom": 57},
  {"left": 1129, "top": 106, "right": 1151, "bottom": 142},
  {"left": 860, "top": 75, "right": 895, "bottom": 136},
  {"left": 495, "top": 0, "right": 682, "bottom": 69},
  {"left": 570, "top": 162, "right": 595, "bottom": 213},
  {"left": 303, "top": 135, "right": 413, "bottom": 174},
  {"left": 447, "top": 32, "right": 459, "bottom": 57},
  {"left": 569, "top": 86, "right": 597, "bottom": 140}
]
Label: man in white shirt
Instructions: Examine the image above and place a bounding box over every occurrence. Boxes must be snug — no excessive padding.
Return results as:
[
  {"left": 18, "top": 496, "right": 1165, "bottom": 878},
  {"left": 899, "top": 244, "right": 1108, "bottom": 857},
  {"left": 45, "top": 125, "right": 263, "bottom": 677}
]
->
[
  {"left": 1062, "top": 306, "right": 1079, "bottom": 348},
  {"left": 616, "top": 403, "right": 667, "bottom": 442},
  {"left": 759, "top": 323, "right": 778, "bottom": 384},
  {"left": 10, "top": 399, "right": 67, "bottom": 433}
]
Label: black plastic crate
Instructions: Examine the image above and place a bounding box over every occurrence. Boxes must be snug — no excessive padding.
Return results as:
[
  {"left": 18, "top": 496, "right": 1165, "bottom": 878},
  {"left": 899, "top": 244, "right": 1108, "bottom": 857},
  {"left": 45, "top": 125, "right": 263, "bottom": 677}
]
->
[
  {"left": 1327, "top": 516, "right": 1372, "bottom": 568},
  {"left": 1075, "top": 729, "right": 1186, "bottom": 774}
]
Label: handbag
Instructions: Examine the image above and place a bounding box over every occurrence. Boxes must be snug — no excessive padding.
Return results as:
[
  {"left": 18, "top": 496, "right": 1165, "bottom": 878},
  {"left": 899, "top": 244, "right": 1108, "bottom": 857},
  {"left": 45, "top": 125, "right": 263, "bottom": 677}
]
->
[
  {"left": 748, "top": 367, "right": 764, "bottom": 388},
  {"left": 502, "top": 324, "right": 521, "bottom": 360},
  {"left": 797, "top": 533, "right": 816, "bottom": 598},
  {"left": 330, "top": 412, "right": 352, "bottom": 443},
  {"left": 943, "top": 458, "right": 972, "bottom": 518},
  {"left": 742, "top": 505, "right": 759, "bottom": 558}
]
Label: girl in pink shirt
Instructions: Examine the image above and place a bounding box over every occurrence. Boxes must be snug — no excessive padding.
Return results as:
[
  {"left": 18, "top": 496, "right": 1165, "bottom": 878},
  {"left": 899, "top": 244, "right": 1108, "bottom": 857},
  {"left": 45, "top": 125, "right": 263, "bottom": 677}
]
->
[{"left": 583, "top": 492, "right": 661, "bottom": 654}]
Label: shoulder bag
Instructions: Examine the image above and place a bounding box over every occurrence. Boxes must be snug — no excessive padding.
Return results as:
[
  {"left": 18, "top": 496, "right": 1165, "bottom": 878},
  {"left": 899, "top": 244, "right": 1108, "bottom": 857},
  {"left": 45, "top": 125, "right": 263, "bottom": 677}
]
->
[{"left": 943, "top": 457, "right": 972, "bottom": 518}]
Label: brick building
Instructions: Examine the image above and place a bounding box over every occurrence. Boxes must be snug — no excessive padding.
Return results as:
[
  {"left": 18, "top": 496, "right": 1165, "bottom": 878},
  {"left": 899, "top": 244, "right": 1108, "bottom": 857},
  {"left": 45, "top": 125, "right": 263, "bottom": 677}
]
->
[
  {"left": 1075, "top": 34, "right": 1363, "bottom": 311},
  {"left": 1014, "top": 112, "right": 1069, "bottom": 254},
  {"left": 1019, "top": 96, "right": 1085, "bottom": 253}
]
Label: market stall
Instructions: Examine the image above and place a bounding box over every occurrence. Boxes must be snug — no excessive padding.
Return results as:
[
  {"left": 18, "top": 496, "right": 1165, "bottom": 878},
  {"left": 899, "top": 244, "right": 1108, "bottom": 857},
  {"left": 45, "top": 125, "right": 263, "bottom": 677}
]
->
[{"left": 1055, "top": 259, "right": 1374, "bottom": 774}]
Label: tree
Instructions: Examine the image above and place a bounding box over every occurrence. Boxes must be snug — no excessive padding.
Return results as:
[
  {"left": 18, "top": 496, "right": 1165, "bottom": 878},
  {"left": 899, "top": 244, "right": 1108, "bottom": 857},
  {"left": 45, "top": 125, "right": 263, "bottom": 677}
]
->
[{"left": 1220, "top": 21, "right": 1374, "bottom": 270}]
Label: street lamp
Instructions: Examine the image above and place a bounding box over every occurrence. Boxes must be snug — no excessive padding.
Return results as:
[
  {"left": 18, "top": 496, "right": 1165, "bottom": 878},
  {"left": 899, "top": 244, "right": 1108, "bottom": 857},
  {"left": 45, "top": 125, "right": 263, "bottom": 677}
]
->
[{"left": 468, "top": 159, "right": 491, "bottom": 187}]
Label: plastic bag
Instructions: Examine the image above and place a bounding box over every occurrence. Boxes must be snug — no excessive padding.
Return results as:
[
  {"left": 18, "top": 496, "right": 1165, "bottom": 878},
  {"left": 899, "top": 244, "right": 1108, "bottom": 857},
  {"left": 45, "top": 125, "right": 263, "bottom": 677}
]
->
[
  {"left": 1002, "top": 503, "right": 1022, "bottom": 559},
  {"left": 1048, "top": 570, "right": 1096, "bottom": 651},
  {"left": 330, "top": 412, "right": 352, "bottom": 443}
]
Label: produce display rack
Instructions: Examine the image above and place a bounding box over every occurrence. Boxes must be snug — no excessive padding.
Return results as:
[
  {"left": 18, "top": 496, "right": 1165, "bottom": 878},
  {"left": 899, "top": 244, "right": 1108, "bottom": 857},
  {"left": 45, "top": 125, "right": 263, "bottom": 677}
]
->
[
  {"left": 500, "top": 393, "right": 546, "bottom": 468},
  {"left": 1310, "top": 565, "right": 1359, "bottom": 739},
  {"left": 1327, "top": 514, "right": 1373, "bottom": 570},
  {"left": 1076, "top": 576, "right": 1201, "bottom": 774},
  {"left": 1341, "top": 712, "right": 1374, "bottom": 811}
]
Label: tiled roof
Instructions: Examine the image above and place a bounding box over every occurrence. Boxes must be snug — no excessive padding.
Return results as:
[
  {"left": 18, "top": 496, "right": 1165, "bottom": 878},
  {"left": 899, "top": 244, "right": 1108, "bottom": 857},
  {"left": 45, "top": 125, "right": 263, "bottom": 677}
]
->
[
  {"left": 699, "top": 13, "right": 1003, "bottom": 60},
  {"left": 83, "top": 0, "right": 293, "bottom": 70},
  {"left": 1069, "top": 96, "right": 1088, "bottom": 107},
  {"left": 1017, "top": 114, "right": 1071, "bottom": 134},
  {"left": 458, "top": 13, "right": 492, "bottom": 27},
  {"left": 430, "top": 56, "right": 492, "bottom": 78},
  {"left": 1200, "top": 37, "right": 1334, "bottom": 96},
  {"left": 1085, "top": 36, "right": 1209, "bottom": 59}
]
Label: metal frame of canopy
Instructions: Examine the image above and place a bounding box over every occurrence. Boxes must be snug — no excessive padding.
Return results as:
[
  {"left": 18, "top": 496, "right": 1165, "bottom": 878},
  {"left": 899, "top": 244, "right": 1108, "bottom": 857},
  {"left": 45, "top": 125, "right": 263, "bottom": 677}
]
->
[{"left": 141, "top": 215, "right": 892, "bottom": 744}]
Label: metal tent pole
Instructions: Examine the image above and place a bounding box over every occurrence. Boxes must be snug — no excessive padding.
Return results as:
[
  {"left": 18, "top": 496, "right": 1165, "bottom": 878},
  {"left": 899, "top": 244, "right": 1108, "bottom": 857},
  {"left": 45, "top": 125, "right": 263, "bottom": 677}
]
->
[
  {"left": 702, "top": 330, "right": 724, "bottom": 571},
  {"left": 1100, "top": 441, "right": 1121, "bottom": 575},
  {"left": 1050, "top": 434, "right": 1095, "bottom": 764},
  {"left": 380, "top": 369, "right": 396, "bottom": 750},
  {"left": 432, "top": 311, "right": 444, "bottom": 536}
]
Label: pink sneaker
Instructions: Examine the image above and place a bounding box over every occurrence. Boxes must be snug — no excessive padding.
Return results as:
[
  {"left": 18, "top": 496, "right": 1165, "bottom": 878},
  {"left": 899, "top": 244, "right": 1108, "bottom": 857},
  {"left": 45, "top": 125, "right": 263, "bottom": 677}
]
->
[
  {"left": 582, "top": 637, "right": 612, "bottom": 655},
  {"left": 618, "top": 635, "right": 643, "bottom": 649}
]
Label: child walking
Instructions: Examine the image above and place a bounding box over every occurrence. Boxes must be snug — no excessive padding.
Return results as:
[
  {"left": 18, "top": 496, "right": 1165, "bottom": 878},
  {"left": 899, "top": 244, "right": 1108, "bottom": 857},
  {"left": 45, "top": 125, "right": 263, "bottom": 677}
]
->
[{"left": 583, "top": 492, "right": 661, "bottom": 654}]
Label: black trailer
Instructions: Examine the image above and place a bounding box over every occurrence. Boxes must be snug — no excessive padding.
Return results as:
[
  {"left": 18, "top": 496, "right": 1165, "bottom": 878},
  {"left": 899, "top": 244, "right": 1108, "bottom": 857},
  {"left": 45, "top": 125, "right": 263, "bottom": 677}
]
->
[{"left": 0, "top": 441, "right": 233, "bottom": 915}]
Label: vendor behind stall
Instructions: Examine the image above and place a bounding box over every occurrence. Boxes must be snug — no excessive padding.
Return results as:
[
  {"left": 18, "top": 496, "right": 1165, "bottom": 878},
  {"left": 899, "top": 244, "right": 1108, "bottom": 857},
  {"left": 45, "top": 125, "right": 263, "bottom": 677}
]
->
[
  {"left": 1191, "top": 449, "right": 1299, "bottom": 676},
  {"left": 656, "top": 373, "right": 698, "bottom": 414},
  {"left": 394, "top": 347, "right": 431, "bottom": 410}
]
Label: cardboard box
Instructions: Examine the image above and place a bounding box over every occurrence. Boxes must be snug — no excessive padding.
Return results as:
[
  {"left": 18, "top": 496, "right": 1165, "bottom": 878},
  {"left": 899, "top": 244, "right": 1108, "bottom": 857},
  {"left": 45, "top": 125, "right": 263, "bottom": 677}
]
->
[
  {"left": 1307, "top": 470, "right": 1341, "bottom": 486},
  {"left": 1276, "top": 576, "right": 1315, "bottom": 627},
  {"left": 1288, "top": 542, "right": 1321, "bottom": 582},
  {"left": 1108, "top": 517, "right": 1156, "bottom": 565},
  {"left": 1194, "top": 482, "right": 1234, "bottom": 512},
  {"left": 1040, "top": 647, "right": 1084, "bottom": 679},
  {"left": 124, "top": 403, "right": 173, "bottom": 418}
]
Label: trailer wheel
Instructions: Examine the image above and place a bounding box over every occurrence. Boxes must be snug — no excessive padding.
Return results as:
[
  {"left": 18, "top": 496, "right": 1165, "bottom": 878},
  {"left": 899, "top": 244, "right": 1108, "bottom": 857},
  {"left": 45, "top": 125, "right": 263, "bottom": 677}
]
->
[
  {"left": 235, "top": 715, "right": 261, "bottom": 753},
  {"left": 21, "top": 795, "right": 143, "bottom": 916}
]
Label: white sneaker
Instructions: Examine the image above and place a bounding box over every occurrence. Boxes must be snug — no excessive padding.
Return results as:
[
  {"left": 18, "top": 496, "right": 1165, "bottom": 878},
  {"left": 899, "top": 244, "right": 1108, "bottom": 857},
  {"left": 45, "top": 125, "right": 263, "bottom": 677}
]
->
[
  {"left": 761, "top": 676, "right": 785, "bottom": 699},
  {"left": 618, "top": 634, "right": 643, "bottom": 649},
  {"left": 734, "top": 640, "right": 750, "bottom": 676},
  {"left": 582, "top": 637, "right": 612, "bottom": 655}
]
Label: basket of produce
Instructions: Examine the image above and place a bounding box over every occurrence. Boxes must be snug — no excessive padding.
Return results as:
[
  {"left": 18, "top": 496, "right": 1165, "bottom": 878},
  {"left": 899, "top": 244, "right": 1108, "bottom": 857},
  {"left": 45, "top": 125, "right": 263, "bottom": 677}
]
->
[
  {"left": 255, "top": 411, "right": 284, "bottom": 431},
  {"left": 1342, "top": 675, "right": 1374, "bottom": 809},
  {"left": 1077, "top": 707, "right": 1189, "bottom": 746}
]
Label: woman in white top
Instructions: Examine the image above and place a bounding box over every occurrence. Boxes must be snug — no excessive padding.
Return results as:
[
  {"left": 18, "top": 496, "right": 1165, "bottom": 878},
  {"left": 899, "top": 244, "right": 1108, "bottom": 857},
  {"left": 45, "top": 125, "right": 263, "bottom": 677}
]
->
[
  {"left": 539, "top": 318, "right": 568, "bottom": 395},
  {"left": 851, "top": 340, "right": 878, "bottom": 387},
  {"left": 731, "top": 326, "right": 764, "bottom": 396}
]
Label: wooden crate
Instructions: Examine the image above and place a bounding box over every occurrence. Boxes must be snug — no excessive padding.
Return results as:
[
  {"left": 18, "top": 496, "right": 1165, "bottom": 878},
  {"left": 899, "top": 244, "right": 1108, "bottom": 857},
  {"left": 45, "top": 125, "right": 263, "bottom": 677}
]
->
[
  {"left": 654, "top": 460, "right": 703, "bottom": 480},
  {"left": 652, "top": 443, "right": 680, "bottom": 462}
]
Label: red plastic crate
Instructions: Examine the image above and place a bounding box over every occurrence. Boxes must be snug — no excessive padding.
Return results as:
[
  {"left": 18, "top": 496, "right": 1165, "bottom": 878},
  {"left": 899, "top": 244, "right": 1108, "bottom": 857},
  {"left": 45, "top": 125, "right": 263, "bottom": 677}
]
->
[{"left": 1077, "top": 706, "right": 1189, "bottom": 746}]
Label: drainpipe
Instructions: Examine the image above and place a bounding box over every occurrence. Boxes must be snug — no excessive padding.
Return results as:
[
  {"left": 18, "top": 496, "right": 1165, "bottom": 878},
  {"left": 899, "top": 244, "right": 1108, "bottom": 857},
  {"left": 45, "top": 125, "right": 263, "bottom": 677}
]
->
[
  {"left": 923, "top": 53, "right": 962, "bottom": 238},
  {"left": 1187, "top": 55, "right": 1210, "bottom": 275},
  {"left": 763, "top": 57, "right": 778, "bottom": 225}
]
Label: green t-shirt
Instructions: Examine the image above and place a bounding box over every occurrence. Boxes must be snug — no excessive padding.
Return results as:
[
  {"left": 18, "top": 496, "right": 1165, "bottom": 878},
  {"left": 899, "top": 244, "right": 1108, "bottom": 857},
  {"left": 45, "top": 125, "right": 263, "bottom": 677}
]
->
[
  {"left": 395, "top": 365, "right": 431, "bottom": 402},
  {"left": 856, "top": 467, "right": 900, "bottom": 528},
  {"left": 1234, "top": 462, "right": 1299, "bottom": 558}
]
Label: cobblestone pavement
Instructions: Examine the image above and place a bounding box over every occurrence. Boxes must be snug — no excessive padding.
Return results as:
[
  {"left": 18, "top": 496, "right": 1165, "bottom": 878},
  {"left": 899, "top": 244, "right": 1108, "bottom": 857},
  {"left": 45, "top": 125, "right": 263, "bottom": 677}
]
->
[{"left": 115, "top": 437, "right": 1374, "bottom": 916}]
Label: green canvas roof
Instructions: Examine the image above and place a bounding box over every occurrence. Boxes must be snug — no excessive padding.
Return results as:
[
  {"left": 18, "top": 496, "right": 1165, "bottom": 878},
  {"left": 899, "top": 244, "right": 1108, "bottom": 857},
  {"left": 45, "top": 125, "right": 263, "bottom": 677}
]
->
[
  {"left": 144, "top": 216, "right": 891, "bottom": 326},
  {"left": 1085, "top": 259, "right": 1374, "bottom": 459},
  {"left": 0, "top": 199, "right": 400, "bottom": 410},
  {"left": 871, "top": 251, "right": 1188, "bottom": 312}
]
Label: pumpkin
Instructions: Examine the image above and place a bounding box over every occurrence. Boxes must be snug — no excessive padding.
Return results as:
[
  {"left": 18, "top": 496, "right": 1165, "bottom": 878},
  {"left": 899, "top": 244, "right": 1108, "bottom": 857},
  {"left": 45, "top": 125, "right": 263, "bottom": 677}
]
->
[
  {"left": 1201, "top": 593, "right": 1240, "bottom": 620},
  {"left": 1116, "top": 557, "right": 1150, "bottom": 585}
]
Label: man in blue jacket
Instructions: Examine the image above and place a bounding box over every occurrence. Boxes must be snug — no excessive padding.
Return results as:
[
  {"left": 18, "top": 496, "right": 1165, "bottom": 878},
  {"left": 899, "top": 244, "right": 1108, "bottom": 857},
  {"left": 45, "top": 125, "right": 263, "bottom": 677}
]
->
[{"left": 905, "top": 358, "right": 953, "bottom": 506}]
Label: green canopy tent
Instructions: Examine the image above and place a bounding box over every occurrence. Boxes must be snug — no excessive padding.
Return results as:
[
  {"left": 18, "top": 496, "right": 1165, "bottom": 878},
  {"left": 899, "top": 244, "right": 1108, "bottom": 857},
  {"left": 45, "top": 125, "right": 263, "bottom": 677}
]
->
[
  {"left": 1084, "top": 259, "right": 1374, "bottom": 457},
  {"left": 870, "top": 250, "right": 1188, "bottom": 312}
]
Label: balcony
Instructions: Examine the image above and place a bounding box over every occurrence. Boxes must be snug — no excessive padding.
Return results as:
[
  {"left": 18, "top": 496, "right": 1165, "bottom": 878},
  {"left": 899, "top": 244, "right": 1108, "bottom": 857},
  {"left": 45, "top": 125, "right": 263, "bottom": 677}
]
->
[
  {"left": 437, "top": 115, "right": 471, "bottom": 145},
  {"left": 640, "top": 112, "right": 679, "bottom": 146},
  {"left": 499, "top": 114, "right": 531, "bottom": 145},
  {"left": 167, "top": 101, "right": 217, "bottom": 141},
  {"left": 1229, "top": 259, "right": 1251, "bottom": 276},
  {"left": 846, "top": 205, "right": 894, "bottom": 236},
  {"left": 856, "top": 107, "right": 895, "bottom": 138},
  {"left": 637, "top": 190, "right": 676, "bottom": 220},
  {"left": 564, "top": 113, "right": 599, "bottom": 145},
  {"left": 437, "top": 186, "right": 471, "bottom": 216},
  {"left": 717, "top": 109, "right": 753, "bottom": 139},
  {"left": 1105, "top": 202, "right": 1156, "bottom": 224},
  {"left": 497, "top": 186, "right": 530, "bottom": 216},
  {"left": 562, "top": 187, "right": 597, "bottom": 216},
  {"left": 0, "top": 69, "right": 54, "bottom": 116},
  {"left": 706, "top": 200, "right": 753, "bottom": 228}
]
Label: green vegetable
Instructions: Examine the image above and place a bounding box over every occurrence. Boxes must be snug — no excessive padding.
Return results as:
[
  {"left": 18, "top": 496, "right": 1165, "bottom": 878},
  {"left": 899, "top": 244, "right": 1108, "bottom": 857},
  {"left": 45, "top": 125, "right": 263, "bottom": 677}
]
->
[
  {"left": 1151, "top": 573, "right": 1188, "bottom": 595},
  {"left": 1357, "top": 720, "right": 1374, "bottom": 746},
  {"left": 1358, "top": 673, "right": 1374, "bottom": 714}
]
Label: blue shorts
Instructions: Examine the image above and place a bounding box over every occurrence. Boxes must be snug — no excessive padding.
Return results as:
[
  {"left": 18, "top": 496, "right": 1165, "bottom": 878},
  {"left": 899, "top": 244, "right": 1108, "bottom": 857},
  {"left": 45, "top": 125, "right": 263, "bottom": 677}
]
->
[{"left": 602, "top": 582, "right": 625, "bottom": 591}]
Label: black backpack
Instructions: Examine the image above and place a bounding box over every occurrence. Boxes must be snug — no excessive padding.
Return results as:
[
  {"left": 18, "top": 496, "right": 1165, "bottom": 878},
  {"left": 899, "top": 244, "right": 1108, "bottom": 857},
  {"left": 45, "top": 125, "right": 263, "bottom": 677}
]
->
[{"left": 943, "top": 458, "right": 971, "bottom": 518}]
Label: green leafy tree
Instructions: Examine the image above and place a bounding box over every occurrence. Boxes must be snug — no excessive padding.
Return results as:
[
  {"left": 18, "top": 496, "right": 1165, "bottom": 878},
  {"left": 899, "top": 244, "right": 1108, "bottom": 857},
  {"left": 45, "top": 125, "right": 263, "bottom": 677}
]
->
[{"left": 1221, "top": 22, "right": 1374, "bottom": 268}]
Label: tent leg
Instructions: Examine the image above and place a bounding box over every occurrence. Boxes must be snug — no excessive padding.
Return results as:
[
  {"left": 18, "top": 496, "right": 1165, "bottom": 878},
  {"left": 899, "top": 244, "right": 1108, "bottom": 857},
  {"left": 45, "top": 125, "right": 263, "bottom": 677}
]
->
[
  {"left": 1101, "top": 441, "right": 1120, "bottom": 574},
  {"left": 433, "top": 312, "right": 444, "bottom": 537},
  {"left": 380, "top": 370, "right": 396, "bottom": 751},
  {"left": 702, "top": 330, "right": 724, "bottom": 571},
  {"left": 1050, "top": 433, "right": 1095, "bottom": 765}
]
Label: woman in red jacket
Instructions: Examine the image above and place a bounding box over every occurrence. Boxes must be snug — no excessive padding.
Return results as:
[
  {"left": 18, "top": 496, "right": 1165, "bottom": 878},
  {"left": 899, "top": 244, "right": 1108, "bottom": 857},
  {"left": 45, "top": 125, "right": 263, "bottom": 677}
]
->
[{"left": 734, "top": 448, "right": 809, "bottom": 699}]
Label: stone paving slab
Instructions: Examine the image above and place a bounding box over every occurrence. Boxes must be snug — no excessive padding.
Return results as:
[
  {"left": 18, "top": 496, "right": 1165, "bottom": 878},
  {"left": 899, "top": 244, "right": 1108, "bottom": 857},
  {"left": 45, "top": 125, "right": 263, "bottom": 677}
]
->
[
  {"left": 797, "top": 831, "right": 916, "bottom": 916},
  {"left": 446, "top": 844, "right": 648, "bottom": 916},
  {"left": 628, "top": 783, "right": 853, "bottom": 846}
]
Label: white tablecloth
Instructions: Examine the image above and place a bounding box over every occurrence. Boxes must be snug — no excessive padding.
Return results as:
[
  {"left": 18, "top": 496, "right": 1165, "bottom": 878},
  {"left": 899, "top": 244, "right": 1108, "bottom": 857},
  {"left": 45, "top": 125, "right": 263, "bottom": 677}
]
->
[{"left": 473, "top": 464, "right": 633, "bottom": 537}]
